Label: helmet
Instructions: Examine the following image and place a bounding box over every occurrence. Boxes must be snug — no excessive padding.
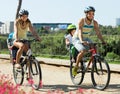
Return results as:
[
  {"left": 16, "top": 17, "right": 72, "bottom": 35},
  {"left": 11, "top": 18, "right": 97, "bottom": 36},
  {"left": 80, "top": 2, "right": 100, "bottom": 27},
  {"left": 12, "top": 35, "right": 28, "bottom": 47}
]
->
[
  {"left": 67, "top": 24, "right": 76, "bottom": 34},
  {"left": 19, "top": 9, "right": 29, "bottom": 16},
  {"left": 67, "top": 24, "right": 76, "bottom": 30},
  {"left": 84, "top": 6, "right": 95, "bottom": 13}
]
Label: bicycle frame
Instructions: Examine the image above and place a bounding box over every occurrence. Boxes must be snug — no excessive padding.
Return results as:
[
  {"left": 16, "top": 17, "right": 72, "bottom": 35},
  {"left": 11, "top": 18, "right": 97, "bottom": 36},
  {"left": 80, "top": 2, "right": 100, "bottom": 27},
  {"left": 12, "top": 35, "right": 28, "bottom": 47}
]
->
[{"left": 84, "top": 43, "right": 98, "bottom": 72}]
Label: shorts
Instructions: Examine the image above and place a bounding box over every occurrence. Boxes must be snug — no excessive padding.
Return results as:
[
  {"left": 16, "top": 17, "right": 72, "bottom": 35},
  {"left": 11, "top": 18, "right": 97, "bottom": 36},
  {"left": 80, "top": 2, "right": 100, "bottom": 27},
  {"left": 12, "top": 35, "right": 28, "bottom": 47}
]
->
[{"left": 72, "top": 37, "right": 92, "bottom": 52}]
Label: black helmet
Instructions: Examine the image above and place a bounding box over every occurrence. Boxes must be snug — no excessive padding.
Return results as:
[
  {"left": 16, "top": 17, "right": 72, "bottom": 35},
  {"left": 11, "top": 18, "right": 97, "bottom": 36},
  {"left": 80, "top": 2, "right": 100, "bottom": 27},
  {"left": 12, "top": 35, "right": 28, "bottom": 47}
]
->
[
  {"left": 19, "top": 9, "right": 29, "bottom": 16},
  {"left": 84, "top": 6, "right": 95, "bottom": 13}
]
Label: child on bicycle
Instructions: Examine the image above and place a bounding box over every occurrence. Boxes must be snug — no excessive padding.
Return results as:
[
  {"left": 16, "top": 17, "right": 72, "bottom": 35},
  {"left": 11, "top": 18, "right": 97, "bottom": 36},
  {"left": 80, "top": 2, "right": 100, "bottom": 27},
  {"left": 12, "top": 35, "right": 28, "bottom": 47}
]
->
[
  {"left": 13, "top": 9, "right": 41, "bottom": 68},
  {"left": 65, "top": 24, "right": 77, "bottom": 62},
  {"left": 72, "top": 6, "right": 106, "bottom": 76}
]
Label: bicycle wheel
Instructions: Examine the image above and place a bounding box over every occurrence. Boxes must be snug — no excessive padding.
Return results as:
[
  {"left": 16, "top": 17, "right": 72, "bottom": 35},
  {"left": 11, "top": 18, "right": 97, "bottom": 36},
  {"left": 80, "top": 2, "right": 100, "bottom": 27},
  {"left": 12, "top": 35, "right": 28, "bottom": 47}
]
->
[
  {"left": 91, "top": 56, "right": 110, "bottom": 90},
  {"left": 29, "top": 59, "right": 42, "bottom": 90},
  {"left": 13, "top": 65, "right": 24, "bottom": 85},
  {"left": 70, "top": 61, "right": 84, "bottom": 85}
]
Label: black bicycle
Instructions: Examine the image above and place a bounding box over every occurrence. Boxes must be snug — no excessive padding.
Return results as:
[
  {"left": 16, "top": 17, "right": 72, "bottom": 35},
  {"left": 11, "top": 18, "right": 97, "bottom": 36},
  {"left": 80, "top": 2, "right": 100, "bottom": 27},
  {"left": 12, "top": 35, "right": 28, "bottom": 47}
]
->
[
  {"left": 70, "top": 43, "right": 110, "bottom": 90},
  {"left": 11, "top": 39, "right": 42, "bottom": 90}
]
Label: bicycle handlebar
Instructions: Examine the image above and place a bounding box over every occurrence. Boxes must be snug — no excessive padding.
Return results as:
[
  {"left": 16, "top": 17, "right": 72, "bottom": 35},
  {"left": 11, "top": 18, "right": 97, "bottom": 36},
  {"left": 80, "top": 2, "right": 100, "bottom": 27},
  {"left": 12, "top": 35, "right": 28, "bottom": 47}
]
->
[{"left": 85, "top": 42, "right": 106, "bottom": 46}]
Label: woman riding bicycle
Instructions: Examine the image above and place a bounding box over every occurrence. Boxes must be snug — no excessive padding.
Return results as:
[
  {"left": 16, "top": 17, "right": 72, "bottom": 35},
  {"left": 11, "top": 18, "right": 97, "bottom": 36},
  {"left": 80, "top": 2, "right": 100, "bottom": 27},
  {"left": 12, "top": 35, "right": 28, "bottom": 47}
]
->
[
  {"left": 13, "top": 9, "right": 41, "bottom": 68},
  {"left": 72, "top": 6, "right": 106, "bottom": 76}
]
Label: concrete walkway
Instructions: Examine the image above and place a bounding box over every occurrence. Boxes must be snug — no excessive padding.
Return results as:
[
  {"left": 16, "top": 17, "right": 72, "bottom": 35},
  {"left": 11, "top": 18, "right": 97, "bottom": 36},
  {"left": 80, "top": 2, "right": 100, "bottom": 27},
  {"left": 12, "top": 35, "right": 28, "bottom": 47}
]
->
[{"left": 0, "top": 54, "right": 120, "bottom": 73}]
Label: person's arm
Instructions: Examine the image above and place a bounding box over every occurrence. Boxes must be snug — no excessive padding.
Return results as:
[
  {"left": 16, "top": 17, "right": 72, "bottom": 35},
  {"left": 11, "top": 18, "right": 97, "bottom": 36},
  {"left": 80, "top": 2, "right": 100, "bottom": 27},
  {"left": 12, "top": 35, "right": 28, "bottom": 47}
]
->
[
  {"left": 65, "top": 38, "right": 70, "bottom": 45},
  {"left": 78, "top": 18, "right": 88, "bottom": 45},
  {"left": 94, "top": 20, "right": 105, "bottom": 43},
  {"left": 14, "top": 20, "right": 18, "bottom": 41},
  {"left": 29, "top": 22, "right": 41, "bottom": 41}
]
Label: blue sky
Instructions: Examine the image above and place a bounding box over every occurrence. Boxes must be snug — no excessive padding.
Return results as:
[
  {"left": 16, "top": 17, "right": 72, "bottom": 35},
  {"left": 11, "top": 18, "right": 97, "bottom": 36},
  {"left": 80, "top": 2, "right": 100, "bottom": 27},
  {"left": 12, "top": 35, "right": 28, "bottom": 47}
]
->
[{"left": 0, "top": 0, "right": 120, "bottom": 26}]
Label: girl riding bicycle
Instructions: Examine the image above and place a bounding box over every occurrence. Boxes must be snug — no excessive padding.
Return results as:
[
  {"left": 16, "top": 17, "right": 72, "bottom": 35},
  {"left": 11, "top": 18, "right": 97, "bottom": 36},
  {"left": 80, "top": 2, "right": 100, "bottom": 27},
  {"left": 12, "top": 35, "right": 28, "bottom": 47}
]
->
[
  {"left": 13, "top": 9, "right": 41, "bottom": 68},
  {"left": 72, "top": 6, "right": 106, "bottom": 76}
]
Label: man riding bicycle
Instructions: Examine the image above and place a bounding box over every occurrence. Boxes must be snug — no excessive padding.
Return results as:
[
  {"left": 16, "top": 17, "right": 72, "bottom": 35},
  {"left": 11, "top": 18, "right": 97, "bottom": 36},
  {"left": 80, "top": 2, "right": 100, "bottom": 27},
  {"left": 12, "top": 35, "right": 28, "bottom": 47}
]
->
[
  {"left": 72, "top": 6, "right": 106, "bottom": 76},
  {"left": 13, "top": 9, "right": 41, "bottom": 68}
]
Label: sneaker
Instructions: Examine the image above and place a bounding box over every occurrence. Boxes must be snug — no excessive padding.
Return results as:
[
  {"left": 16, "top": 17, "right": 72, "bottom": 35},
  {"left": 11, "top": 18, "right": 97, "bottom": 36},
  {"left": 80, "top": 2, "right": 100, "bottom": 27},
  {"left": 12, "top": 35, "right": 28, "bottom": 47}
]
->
[
  {"left": 71, "top": 58, "right": 75, "bottom": 63},
  {"left": 15, "top": 63, "right": 21, "bottom": 69},
  {"left": 72, "top": 66, "right": 78, "bottom": 76}
]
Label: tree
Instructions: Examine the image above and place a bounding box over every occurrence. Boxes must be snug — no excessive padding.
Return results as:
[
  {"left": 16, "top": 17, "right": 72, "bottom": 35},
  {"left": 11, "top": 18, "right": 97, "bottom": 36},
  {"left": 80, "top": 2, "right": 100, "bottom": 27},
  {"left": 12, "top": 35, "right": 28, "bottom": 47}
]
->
[{"left": 15, "top": 0, "right": 22, "bottom": 19}]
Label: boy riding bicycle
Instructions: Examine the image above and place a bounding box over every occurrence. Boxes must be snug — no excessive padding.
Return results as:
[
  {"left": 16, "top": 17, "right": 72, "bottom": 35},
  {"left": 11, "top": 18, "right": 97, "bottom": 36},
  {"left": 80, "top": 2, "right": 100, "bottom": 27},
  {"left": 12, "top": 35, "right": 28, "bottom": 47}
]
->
[{"left": 65, "top": 24, "right": 78, "bottom": 62}]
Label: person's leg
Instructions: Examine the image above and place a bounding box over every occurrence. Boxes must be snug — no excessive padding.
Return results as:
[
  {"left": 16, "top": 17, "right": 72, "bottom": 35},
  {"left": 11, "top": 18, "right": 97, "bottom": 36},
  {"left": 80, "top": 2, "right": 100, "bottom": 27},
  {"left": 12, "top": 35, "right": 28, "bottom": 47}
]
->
[
  {"left": 13, "top": 41, "right": 25, "bottom": 68},
  {"left": 72, "top": 43, "right": 86, "bottom": 76},
  {"left": 76, "top": 50, "right": 86, "bottom": 66}
]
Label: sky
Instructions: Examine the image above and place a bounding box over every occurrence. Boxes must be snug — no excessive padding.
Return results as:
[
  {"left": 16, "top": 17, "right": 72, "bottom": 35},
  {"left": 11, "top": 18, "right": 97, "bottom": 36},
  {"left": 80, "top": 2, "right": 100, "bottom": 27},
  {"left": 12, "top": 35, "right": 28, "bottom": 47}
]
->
[{"left": 0, "top": 0, "right": 120, "bottom": 26}]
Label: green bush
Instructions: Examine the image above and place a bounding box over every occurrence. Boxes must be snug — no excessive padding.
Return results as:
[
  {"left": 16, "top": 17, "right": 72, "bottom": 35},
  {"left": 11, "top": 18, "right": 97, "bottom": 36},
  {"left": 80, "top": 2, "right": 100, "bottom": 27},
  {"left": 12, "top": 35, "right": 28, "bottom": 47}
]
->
[{"left": 105, "top": 52, "right": 120, "bottom": 61}]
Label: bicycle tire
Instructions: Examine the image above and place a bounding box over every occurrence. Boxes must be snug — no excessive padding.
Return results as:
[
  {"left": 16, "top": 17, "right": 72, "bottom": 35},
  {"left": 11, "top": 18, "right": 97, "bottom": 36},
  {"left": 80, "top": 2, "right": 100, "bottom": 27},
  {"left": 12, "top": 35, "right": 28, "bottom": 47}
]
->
[
  {"left": 91, "top": 56, "right": 110, "bottom": 90},
  {"left": 70, "top": 61, "right": 84, "bottom": 85},
  {"left": 29, "top": 59, "right": 42, "bottom": 90},
  {"left": 13, "top": 65, "right": 24, "bottom": 85}
]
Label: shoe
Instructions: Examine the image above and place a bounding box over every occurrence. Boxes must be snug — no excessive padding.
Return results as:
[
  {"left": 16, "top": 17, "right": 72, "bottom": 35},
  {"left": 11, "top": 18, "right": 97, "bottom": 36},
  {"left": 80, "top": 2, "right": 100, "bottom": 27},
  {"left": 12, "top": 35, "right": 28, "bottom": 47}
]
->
[
  {"left": 71, "top": 58, "right": 75, "bottom": 63},
  {"left": 15, "top": 63, "right": 21, "bottom": 69},
  {"left": 72, "top": 66, "right": 78, "bottom": 76}
]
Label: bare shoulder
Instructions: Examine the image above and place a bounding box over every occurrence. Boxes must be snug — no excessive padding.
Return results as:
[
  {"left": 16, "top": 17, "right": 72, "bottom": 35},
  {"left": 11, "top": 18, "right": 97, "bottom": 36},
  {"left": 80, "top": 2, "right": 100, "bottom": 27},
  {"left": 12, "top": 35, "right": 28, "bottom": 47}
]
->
[
  {"left": 93, "top": 20, "right": 99, "bottom": 26},
  {"left": 78, "top": 18, "right": 84, "bottom": 23},
  {"left": 78, "top": 18, "right": 84, "bottom": 27},
  {"left": 14, "top": 18, "right": 20, "bottom": 25}
]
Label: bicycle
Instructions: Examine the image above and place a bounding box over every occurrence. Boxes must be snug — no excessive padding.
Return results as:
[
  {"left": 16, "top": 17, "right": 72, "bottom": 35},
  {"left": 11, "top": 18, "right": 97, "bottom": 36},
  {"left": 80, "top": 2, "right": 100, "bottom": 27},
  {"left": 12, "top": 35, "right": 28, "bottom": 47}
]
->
[
  {"left": 70, "top": 43, "right": 111, "bottom": 90},
  {"left": 10, "top": 39, "right": 42, "bottom": 90}
]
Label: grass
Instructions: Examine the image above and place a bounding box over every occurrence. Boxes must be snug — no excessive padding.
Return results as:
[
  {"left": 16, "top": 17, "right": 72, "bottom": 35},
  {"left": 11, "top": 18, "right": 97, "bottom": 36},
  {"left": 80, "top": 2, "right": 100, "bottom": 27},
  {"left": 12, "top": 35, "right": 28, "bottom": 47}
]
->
[
  {"left": 108, "top": 61, "right": 120, "bottom": 64},
  {"left": 34, "top": 54, "right": 70, "bottom": 60},
  {"left": 0, "top": 50, "right": 120, "bottom": 64}
]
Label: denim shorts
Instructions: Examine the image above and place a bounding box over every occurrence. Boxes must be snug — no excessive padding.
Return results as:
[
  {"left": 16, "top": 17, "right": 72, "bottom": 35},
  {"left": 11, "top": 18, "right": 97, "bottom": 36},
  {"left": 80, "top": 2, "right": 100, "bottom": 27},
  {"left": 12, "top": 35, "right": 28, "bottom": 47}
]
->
[{"left": 72, "top": 37, "right": 92, "bottom": 52}]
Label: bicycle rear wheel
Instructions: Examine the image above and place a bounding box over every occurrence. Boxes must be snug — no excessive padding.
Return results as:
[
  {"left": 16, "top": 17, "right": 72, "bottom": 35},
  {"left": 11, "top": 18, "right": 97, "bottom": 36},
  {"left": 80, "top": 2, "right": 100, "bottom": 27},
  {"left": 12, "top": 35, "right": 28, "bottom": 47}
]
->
[
  {"left": 13, "top": 65, "right": 24, "bottom": 85},
  {"left": 70, "top": 61, "right": 84, "bottom": 85},
  {"left": 91, "top": 56, "right": 110, "bottom": 90},
  {"left": 29, "top": 59, "right": 42, "bottom": 90}
]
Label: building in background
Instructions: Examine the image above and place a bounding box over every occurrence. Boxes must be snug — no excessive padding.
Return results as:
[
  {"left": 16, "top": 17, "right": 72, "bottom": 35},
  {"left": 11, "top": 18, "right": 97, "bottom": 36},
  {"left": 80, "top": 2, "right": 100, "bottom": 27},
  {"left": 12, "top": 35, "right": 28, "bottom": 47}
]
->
[
  {"left": 0, "top": 21, "right": 14, "bottom": 34},
  {"left": 116, "top": 18, "right": 120, "bottom": 26},
  {"left": 0, "top": 22, "right": 71, "bottom": 34},
  {"left": 33, "top": 23, "right": 71, "bottom": 32}
]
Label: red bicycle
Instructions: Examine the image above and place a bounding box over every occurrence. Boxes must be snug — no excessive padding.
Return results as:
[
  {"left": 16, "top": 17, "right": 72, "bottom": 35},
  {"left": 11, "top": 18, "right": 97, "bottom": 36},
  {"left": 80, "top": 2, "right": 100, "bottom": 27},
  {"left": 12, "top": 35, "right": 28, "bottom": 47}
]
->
[{"left": 70, "top": 43, "right": 110, "bottom": 90}]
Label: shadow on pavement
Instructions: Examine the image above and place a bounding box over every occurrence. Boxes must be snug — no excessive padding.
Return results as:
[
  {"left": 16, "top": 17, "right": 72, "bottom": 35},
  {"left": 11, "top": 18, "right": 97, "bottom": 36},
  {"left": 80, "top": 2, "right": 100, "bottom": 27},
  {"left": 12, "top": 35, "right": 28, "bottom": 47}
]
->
[
  {"left": 106, "top": 84, "right": 120, "bottom": 92},
  {"left": 38, "top": 84, "right": 95, "bottom": 93}
]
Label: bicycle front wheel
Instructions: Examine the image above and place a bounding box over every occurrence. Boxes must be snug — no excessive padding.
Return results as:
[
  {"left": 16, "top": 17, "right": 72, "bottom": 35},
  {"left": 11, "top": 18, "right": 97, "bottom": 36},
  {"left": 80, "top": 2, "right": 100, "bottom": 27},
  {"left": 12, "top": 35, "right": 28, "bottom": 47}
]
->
[
  {"left": 91, "top": 56, "right": 110, "bottom": 90},
  {"left": 30, "top": 59, "right": 42, "bottom": 90},
  {"left": 70, "top": 61, "right": 84, "bottom": 85}
]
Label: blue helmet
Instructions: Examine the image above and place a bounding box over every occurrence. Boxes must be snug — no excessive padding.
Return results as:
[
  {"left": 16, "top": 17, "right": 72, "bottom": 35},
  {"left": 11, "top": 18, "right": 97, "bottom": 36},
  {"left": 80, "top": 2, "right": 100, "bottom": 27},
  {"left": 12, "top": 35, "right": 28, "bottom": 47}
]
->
[
  {"left": 84, "top": 6, "right": 95, "bottom": 13},
  {"left": 19, "top": 9, "right": 29, "bottom": 16}
]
